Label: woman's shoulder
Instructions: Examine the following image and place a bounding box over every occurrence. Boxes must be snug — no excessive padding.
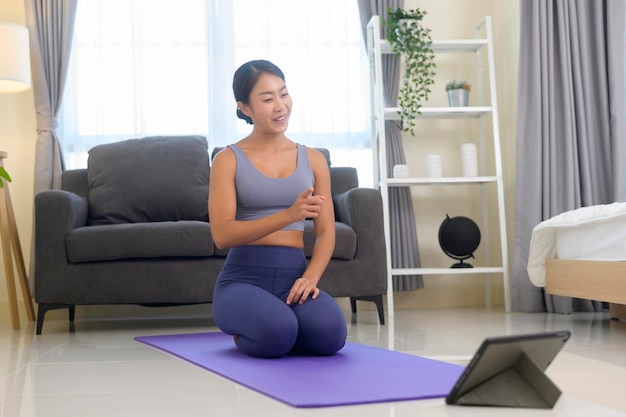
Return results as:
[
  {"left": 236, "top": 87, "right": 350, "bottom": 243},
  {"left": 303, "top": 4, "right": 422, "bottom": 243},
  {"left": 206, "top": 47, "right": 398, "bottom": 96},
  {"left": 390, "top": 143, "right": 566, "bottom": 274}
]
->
[
  {"left": 303, "top": 146, "right": 330, "bottom": 176},
  {"left": 212, "top": 145, "right": 236, "bottom": 168},
  {"left": 303, "top": 145, "right": 321, "bottom": 158},
  {"left": 304, "top": 146, "right": 329, "bottom": 166}
]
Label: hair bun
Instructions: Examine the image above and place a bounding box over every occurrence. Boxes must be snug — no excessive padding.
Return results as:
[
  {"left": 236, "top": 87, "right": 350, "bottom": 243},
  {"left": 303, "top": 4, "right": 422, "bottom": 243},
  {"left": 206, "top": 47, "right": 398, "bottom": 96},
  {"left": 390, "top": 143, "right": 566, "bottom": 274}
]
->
[{"left": 236, "top": 107, "right": 253, "bottom": 125}]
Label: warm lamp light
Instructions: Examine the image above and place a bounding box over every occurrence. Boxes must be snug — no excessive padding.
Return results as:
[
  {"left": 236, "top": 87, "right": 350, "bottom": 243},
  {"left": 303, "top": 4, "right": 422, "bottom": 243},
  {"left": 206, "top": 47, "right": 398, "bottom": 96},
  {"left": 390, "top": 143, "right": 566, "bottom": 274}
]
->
[{"left": 0, "top": 21, "right": 31, "bottom": 94}]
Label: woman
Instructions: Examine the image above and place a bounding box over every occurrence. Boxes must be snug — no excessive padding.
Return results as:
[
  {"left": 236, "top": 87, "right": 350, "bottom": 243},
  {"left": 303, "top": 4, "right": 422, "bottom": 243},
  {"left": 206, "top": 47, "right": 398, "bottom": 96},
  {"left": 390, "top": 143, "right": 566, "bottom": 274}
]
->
[{"left": 209, "top": 60, "right": 347, "bottom": 358}]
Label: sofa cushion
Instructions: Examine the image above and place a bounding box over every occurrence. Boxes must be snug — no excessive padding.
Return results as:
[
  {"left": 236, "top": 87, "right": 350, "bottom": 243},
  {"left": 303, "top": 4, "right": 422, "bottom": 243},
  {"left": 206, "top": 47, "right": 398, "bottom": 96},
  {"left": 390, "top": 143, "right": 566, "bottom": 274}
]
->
[
  {"left": 66, "top": 221, "right": 214, "bottom": 263},
  {"left": 87, "top": 135, "right": 210, "bottom": 225}
]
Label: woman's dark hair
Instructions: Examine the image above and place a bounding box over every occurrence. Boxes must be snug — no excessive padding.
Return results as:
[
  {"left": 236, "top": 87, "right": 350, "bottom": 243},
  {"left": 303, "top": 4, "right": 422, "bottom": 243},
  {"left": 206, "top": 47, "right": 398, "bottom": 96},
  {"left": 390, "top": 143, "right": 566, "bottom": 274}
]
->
[{"left": 233, "top": 60, "right": 286, "bottom": 125}]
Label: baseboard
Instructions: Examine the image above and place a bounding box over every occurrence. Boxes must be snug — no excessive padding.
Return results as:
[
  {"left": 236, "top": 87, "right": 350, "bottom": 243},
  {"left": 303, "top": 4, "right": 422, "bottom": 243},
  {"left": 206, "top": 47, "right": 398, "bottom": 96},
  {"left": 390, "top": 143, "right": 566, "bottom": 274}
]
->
[
  {"left": 0, "top": 298, "right": 355, "bottom": 325},
  {"left": 0, "top": 299, "right": 35, "bottom": 325}
]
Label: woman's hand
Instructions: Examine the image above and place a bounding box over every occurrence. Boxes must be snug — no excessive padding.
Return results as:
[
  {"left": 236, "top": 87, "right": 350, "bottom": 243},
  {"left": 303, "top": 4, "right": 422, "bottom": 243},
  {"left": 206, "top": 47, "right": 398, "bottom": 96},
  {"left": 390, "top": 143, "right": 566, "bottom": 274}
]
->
[
  {"left": 286, "top": 277, "right": 320, "bottom": 305},
  {"left": 288, "top": 187, "right": 325, "bottom": 222}
]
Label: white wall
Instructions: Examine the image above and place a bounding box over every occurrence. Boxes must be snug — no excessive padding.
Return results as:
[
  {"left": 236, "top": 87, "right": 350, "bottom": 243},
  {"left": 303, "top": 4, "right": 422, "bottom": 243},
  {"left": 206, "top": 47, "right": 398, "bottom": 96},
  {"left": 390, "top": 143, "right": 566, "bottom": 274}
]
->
[
  {"left": 0, "top": 0, "right": 520, "bottom": 317},
  {"left": 0, "top": 0, "right": 37, "bottom": 316},
  {"left": 393, "top": 0, "right": 519, "bottom": 309}
]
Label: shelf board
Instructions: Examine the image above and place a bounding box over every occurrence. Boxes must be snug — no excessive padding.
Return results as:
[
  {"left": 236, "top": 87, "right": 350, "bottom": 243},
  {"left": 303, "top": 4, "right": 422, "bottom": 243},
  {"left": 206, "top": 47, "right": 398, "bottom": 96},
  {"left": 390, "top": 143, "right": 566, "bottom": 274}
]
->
[
  {"left": 386, "top": 176, "right": 498, "bottom": 186},
  {"left": 392, "top": 267, "right": 505, "bottom": 276},
  {"left": 379, "top": 39, "right": 488, "bottom": 54},
  {"left": 382, "top": 107, "right": 492, "bottom": 120}
]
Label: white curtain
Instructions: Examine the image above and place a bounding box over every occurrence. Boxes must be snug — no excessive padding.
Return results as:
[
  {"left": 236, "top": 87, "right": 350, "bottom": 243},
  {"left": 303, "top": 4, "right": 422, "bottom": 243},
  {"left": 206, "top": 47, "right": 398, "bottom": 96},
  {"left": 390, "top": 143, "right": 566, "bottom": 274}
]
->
[{"left": 58, "top": 0, "right": 372, "bottom": 185}]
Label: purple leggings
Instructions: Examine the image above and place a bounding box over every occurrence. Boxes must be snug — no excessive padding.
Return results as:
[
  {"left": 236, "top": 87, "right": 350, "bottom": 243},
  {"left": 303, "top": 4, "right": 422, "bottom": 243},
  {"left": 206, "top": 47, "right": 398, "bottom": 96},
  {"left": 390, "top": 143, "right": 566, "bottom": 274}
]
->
[{"left": 212, "top": 245, "right": 347, "bottom": 358}]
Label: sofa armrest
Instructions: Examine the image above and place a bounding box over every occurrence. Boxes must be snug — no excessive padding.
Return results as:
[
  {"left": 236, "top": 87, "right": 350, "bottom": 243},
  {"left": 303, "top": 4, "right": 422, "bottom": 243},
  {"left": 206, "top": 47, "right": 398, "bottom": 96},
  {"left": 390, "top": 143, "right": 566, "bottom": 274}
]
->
[
  {"left": 333, "top": 187, "right": 386, "bottom": 259},
  {"left": 34, "top": 190, "right": 88, "bottom": 302},
  {"left": 330, "top": 167, "right": 358, "bottom": 196},
  {"left": 324, "top": 187, "right": 387, "bottom": 299}
]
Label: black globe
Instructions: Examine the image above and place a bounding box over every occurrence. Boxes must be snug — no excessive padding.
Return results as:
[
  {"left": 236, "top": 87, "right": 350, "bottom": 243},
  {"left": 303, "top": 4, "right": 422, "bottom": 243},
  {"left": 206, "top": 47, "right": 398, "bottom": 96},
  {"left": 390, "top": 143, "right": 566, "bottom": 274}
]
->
[{"left": 438, "top": 215, "right": 481, "bottom": 268}]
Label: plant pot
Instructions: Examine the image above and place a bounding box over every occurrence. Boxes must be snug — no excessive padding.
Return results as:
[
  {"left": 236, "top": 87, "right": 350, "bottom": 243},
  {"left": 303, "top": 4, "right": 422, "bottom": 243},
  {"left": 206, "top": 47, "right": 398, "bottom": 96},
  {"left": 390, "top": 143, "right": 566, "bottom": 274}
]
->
[{"left": 447, "top": 89, "right": 469, "bottom": 107}]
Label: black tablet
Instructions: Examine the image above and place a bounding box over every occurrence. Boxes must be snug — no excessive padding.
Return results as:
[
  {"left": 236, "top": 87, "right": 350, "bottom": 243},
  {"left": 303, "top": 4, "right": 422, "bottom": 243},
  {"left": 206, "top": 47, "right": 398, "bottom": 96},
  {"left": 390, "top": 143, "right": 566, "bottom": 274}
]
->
[{"left": 445, "top": 330, "right": 571, "bottom": 408}]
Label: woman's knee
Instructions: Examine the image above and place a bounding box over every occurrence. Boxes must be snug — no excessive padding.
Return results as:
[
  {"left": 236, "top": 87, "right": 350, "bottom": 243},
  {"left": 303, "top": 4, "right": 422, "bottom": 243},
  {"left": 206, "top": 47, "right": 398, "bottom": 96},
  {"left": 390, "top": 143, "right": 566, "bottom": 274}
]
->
[
  {"left": 214, "top": 284, "right": 300, "bottom": 357},
  {"left": 292, "top": 294, "right": 347, "bottom": 355},
  {"left": 236, "top": 315, "right": 299, "bottom": 357}
]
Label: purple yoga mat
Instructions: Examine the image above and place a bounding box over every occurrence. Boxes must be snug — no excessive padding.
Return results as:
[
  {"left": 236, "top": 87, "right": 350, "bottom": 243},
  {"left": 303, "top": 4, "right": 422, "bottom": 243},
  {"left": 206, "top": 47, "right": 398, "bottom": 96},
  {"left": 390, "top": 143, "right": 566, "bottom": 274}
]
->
[{"left": 135, "top": 332, "right": 464, "bottom": 408}]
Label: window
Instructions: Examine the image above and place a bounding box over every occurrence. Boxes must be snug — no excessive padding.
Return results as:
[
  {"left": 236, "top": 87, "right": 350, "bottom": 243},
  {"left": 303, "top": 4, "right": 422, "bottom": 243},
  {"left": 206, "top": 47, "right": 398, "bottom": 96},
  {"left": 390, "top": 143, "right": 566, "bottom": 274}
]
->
[{"left": 59, "top": 0, "right": 372, "bottom": 185}]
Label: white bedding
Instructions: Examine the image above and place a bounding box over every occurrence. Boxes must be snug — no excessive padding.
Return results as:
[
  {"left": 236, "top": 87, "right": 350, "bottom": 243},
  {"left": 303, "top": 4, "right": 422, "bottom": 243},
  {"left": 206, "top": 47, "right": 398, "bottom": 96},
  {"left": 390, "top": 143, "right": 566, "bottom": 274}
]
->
[{"left": 527, "top": 202, "right": 626, "bottom": 287}]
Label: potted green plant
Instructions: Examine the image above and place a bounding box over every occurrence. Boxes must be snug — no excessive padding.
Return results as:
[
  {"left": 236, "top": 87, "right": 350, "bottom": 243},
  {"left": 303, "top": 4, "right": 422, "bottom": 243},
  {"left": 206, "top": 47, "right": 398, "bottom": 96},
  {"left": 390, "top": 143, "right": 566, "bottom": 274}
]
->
[
  {"left": 383, "top": 7, "right": 436, "bottom": 137},
  {"left": 0, "top": 167, "right": 11, "bottom": 188},
  {"left": 445, "top": 80, "right": 471, "bottom": 107}
]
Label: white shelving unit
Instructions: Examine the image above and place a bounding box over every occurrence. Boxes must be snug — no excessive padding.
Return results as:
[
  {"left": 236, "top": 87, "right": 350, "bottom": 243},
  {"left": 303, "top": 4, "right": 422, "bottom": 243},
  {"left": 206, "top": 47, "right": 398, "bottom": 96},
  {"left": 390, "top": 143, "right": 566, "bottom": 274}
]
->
[{"left": 367, "top": 16, "right": 511, "bottom": 316}]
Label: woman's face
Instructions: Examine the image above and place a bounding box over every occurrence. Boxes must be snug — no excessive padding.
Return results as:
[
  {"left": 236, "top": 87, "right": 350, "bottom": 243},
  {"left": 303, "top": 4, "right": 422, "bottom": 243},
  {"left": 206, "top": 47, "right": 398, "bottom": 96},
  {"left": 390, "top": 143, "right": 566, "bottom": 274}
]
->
[{"left": 239, "top": 73, "right": 292, "bottom": 134}]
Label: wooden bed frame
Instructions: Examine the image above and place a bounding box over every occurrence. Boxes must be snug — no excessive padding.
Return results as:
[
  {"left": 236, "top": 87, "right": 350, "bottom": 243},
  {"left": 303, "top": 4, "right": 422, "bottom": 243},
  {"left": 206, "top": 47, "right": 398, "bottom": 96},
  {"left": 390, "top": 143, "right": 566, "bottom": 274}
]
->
[{"left": 546, "top": 259, "right": 626, "bottom": 320}]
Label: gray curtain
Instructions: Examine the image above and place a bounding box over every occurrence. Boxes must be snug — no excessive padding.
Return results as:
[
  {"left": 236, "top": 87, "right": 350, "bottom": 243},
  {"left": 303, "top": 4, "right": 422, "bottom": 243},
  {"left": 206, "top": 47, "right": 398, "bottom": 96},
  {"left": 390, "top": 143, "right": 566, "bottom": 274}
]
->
[
  {"left": 358, "top": 0, "right": 423, "bottom": 291},
  {"left": 25, "top": 0, "right": 78, "bottom": 285},
  {"left": 513, "top": 0, "right": 626, "bottom": 312},
  {"left": 25, "top": 0, "right": 77, "bottom": 194}
]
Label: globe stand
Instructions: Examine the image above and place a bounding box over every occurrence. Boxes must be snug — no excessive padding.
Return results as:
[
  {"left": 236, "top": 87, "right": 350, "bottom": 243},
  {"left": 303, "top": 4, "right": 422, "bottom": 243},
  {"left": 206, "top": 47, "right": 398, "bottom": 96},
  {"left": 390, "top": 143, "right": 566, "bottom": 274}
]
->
[{"left": 451, "top": 259, "right": 474, "bottom": 268}]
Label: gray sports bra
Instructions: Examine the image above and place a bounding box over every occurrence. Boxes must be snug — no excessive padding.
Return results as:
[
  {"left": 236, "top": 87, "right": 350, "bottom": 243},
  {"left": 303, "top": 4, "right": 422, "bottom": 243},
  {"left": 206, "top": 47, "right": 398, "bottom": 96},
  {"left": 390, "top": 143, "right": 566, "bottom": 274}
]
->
[{"left": 229, "top": 143, "right": 314, "bottom": 231}]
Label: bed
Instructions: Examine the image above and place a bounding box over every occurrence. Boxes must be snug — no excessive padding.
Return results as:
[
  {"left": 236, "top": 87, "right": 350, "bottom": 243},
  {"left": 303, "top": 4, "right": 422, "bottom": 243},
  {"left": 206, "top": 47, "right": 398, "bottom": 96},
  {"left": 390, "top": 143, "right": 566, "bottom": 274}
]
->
[{"left": 527, "top": 202, "right": 626, "bottom": 320}]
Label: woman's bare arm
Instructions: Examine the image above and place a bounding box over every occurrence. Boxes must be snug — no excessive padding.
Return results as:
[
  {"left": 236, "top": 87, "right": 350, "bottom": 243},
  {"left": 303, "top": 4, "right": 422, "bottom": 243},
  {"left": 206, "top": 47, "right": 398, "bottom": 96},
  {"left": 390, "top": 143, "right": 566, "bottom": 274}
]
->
[{"left": 286, "top": 148, "right": 336, "bottom": 304}]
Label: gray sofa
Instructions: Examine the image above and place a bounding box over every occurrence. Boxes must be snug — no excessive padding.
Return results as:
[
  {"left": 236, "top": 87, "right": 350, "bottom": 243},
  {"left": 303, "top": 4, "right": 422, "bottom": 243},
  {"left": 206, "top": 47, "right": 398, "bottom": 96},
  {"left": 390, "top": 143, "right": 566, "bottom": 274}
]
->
[{"left": 34, "top": 136, "right": 387, "bottom": 334}]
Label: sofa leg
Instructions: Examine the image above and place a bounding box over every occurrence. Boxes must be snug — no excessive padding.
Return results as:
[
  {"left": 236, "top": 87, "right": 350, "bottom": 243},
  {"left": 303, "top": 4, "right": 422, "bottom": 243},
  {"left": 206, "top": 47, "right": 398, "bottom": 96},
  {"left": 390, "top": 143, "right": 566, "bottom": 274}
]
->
[
  {"left": 349, "top": 295, "right": 385, "bottom": 325},
  {"left": 350, "top": 298, "right": 357, "bottom": 314},
  {"left": 36, "top": 303, "right": 76, "bottom": 335}
]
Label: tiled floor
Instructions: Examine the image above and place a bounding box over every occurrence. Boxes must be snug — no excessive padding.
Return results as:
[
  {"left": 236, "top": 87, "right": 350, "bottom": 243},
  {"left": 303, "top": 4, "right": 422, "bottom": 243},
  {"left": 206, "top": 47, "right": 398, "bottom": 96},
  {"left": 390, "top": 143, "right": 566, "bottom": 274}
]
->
[{"left": 1, "top": 306, "right": 626, "bottom": 416}]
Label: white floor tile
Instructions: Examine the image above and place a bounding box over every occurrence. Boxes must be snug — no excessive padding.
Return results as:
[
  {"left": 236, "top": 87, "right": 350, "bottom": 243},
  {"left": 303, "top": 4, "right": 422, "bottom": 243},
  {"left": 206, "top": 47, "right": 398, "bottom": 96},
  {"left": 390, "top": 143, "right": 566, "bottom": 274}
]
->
[{"left": 0, "top": 307, "right": 625, "bottom": 417}]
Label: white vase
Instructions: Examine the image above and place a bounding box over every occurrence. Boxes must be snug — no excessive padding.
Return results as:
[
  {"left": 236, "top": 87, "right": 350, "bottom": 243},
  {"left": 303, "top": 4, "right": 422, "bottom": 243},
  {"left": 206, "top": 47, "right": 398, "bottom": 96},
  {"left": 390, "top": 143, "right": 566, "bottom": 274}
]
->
[
  {"left": 461, "top": 143, "right": 478, "bottom": 177},
  {"left": 426, "top": 154, "right": 442, "bottom": 178},
  {"left": 392, "top": 164, "right": 410, "bottom": 178}
]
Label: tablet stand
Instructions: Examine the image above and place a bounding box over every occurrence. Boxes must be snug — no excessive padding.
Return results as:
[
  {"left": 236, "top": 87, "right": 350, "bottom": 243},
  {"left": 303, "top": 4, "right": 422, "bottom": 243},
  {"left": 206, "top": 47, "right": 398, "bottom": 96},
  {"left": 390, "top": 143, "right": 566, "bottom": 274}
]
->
[{"left": 453, "top": 352, "right": 561, "bottom": 408}]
